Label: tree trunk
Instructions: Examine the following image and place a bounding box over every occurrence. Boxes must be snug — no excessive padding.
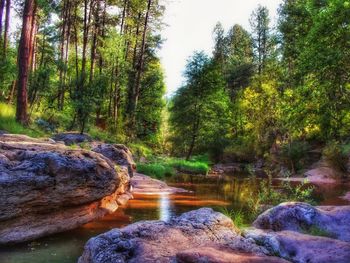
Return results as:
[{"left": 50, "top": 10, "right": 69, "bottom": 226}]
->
[
  {"left": 0, "top": 0, "right": 4, "bottom": 38},
  {"left": 16, "top": 0, "right": 36, "bottom": 125},
  {"left": 58, "top": 0, "right": 67, "bottom": 109},
  {"left": 131, "top": 0, "right": 152, "bottom": 126},
  {"left": 3, "top": 0, "right": 10, "bottom": 54}
]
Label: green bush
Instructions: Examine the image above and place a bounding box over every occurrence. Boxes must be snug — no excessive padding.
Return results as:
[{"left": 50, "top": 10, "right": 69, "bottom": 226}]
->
[
  {"left": 220, "top": 207, "right": 246, "bottom": 230},
  {"left": 246, "top": 180, "right": 316, "bottom": 221},
  {"left": 130, "top": 143, "right": 154, "bottom": 161},
  {"left": 222, "top": 142, "right": 256, "bottom": 163},
  {"left": 281, "top": 140, "right": 309, "bottom": 173},
  {"left": 322, "top": 141, "right": 348, "bottom": 174}
]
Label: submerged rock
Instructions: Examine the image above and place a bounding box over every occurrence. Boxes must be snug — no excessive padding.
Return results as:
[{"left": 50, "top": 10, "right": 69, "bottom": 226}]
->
[
  {"left": 0, "top": 134, "right": 133, "bottom": 244},
  {"left": 132, "top": 173, "right": 189, "bottom": 194},
  {"left": 253, "top": 202, "right": 350, "bottom": 242},
  {"left": 78, "top": 208, "right": 287, "bottom": 263}
]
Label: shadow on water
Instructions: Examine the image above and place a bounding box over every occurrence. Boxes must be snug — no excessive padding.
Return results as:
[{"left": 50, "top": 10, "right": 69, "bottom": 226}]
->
[{"left": 1, "top": 173, "right": 349, "bottom": 263}]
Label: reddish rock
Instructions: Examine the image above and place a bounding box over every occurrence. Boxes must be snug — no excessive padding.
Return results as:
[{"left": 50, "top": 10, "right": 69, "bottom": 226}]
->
[
  {"left": 0, "top": 134, "right": 133, "bottom": 244},
  {"left": 79, "top": 208, "right": 271, "bottom": 263},
  {"left": 176, "top": 246, "right": 288, "bottom": 263}
]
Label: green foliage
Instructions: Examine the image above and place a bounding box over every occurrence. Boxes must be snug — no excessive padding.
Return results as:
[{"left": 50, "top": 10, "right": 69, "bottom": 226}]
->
[
  {"left": 136, "top": 156, "right": 210, "bottom": 178},
  {"left": 170, "top": 52, "right": 232, "bottom": 159},
  {"left": 246, "top": 180, "right": 315, "bottom": 221},
  {"left": 136, "top": 58, "right": 166, "bottom": 142},
  {"left": 220, "top": 208, "right": 246, "bottom": 230},
  {"left": 222, "top": 139, "right": 256, "bottom": 162},
  {"left": 302, "top": 225, "right": 333, "bottom": 238},
  {"left": 166, "top": 158, "right": 209, "bottom": 175},
  {"left": 322, "top": 141, "right": 349, "bottom": 175},
  {"left": 281, "top": 141, "right": 309, "bottom": 173},
  {"left": 136, "top": 163, "right": 176, "bottom": 179},
  {"left": 130, "top": 143, "right": 154, "bottom": 160}
]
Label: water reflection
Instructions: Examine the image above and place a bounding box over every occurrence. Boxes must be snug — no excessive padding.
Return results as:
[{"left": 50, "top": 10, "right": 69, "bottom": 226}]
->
[
  {"left": 1, "top": 174, "right": 349, "bottom": 263},
  {"left": 159, "top": 193, "right": 171, "bottom": 222}
]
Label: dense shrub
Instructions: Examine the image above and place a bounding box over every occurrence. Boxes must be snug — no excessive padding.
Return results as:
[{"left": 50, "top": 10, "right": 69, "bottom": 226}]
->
[
  {"left": 281, "top": 141, "right": 309, "bottom": 173},
  {"left": 322, "top": 141, "right": 348, "bottom": 174}
]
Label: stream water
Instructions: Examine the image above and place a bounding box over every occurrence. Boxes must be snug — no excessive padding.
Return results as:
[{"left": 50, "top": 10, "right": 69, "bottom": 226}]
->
[{"left": 1, "top": 174, "right": 349, "bottom": 263}]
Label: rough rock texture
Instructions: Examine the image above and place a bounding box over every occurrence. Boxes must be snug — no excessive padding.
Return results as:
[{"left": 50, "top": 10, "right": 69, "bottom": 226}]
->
[
  {"left": 52, "top": 132, "right": 92, "bottom": 145},
  {"left": 253, "top": 202, "right": 350, "bottom": 242},
  {"left": 176, "top": 246, "right": 288, "bottom": 263},
  {"left": 91, "top": 143, "right": 136, "bottom": 176},
  {"left": 79, "top": 208, "right": 287, "bottom": 263},
  {"left": 132, "top": 173, "right": 189, "bottom": 194},
  {"left": 244, "top": 202, "right": 350, "bottom": 262},
  {"left": 245, "top": 229, "right": 350, "bottom": 263},
  {"left": 0, "top": 134, "right": 133, "bottom": 244}
]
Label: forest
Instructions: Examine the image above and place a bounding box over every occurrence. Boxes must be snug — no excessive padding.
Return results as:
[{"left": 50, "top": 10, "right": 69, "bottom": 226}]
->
[
  {"left": 0, "top": 0, "right": 350, "bottom": 262},
  {"left": 1, "top": 0, "right": 349, "bottom": 173}
]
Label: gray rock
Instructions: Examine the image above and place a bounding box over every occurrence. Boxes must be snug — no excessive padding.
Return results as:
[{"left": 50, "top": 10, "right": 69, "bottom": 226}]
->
[
  {"left": 253, "top": 202, "right": 350, "bottom": 242},
  {"left": 91, "top": 143, "right": 136, "bottom": 177},
  {"left": 244, "top": 229, "right": 350, "bottom": 263},
  {"left": 52, "top": 132, "right": 92, "bottom": 145},
  {"left": 0, "top": 134, "right": 133, "bottom": 244},
  {"left": 78, "top": 208, "right": 286, "bottom": 263}
]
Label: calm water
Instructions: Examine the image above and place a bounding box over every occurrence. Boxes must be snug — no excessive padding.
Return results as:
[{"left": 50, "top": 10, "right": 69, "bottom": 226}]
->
[{"left": 1, "top": 174, "right": 349, "bottom": 263}]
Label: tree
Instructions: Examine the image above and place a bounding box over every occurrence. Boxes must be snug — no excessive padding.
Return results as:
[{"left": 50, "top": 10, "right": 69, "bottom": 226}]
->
[
  {"left": 16, "top": 0, "right": 37, "bottom": 125},
  {"left": 250, "top": 5, "right": 271, "bottom": 76},
  {"left": 170, "top": 52, "right": 231, "bottom": 159}
]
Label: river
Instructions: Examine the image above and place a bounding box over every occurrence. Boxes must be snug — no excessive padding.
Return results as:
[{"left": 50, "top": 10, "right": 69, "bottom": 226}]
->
[{"left": 1, "top": 174, "right": 349, "bottom": 263}]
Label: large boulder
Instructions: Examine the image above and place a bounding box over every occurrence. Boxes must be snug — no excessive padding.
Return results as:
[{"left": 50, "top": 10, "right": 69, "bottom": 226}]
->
[
  {"left": 244, "top": 202, "right": 350, "bottom": 263},
  {"left": 245, "top": 229, "right": 350, "bottom": 263},
  {"left": 253, "top": 202, "right": 350, "bottom": 242},
  {"left": 78, "top": 208, "right": 288, "bottom": 263},
  {"left": 0, "top": 134, "right": 133, "bottom": 244}
]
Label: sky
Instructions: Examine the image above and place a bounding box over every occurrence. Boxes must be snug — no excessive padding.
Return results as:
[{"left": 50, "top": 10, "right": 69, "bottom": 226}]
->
[{"left": 158, "top": 0, "right": 282, "bottom": 96}]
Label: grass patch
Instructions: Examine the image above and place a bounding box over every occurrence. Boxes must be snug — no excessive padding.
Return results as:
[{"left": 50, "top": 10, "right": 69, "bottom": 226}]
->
[
  {"left": 302, "top": 225, "right": 334, "bottom": 238},
  {"left": 220, "top": 207, "right": 247, "bottom": 230},
  {"left": 166, "top": 158, "right": 209, "bottom": 175},
  {"left": 136, "top": 155, "right": 210, "bottom": 179},
  {"left": 136, "top": 163, "right": 176, "bottom": 179},
  {"left": 0, "top": 102, "right": 44, "bottom": 137}
]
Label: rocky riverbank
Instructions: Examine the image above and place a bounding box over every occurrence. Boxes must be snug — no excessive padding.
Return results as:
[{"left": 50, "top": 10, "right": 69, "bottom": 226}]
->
[
  {"left": 0, "top": 133, "right": 135, "bottom": 244},
  {"left": 79, "top": 202, "right": 350, "bottom": 263}
]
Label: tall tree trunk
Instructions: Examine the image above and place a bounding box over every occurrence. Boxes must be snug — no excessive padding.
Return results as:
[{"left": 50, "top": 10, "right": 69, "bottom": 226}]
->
[
  {"left": 90, "top": 0, "right": 100, "bottom": 83},
  {"left": 3, "top": 0, "right": 10, "bottom": 54},
  {"left": 58, "top": 0, "right": 67, "bottom": 109},
  {"left": 0, "top": 0, "right": 4, "bottom": 38},
  {"left": 16, "top": 0, "right": 36, "bottom": 125},
  {"left": 131, "top": 0, "right": 152, "bottom": 126}
]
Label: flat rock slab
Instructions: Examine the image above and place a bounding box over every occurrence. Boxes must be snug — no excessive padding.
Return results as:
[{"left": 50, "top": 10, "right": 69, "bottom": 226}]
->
[
  {"left": 245, "top": 229, "right": 350, "bottom": 263},
  {"left": 253, "top": 202, "right": 350, "bottom": 242},
  {"left": 79, "top": 208, "right": 273, "bottom": 263},
  {"left": 176, "top": 246, "right": 288, "bottom": 263},
  {"left": 132, "top": 173, "right": 189, "bottom": 194}
]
